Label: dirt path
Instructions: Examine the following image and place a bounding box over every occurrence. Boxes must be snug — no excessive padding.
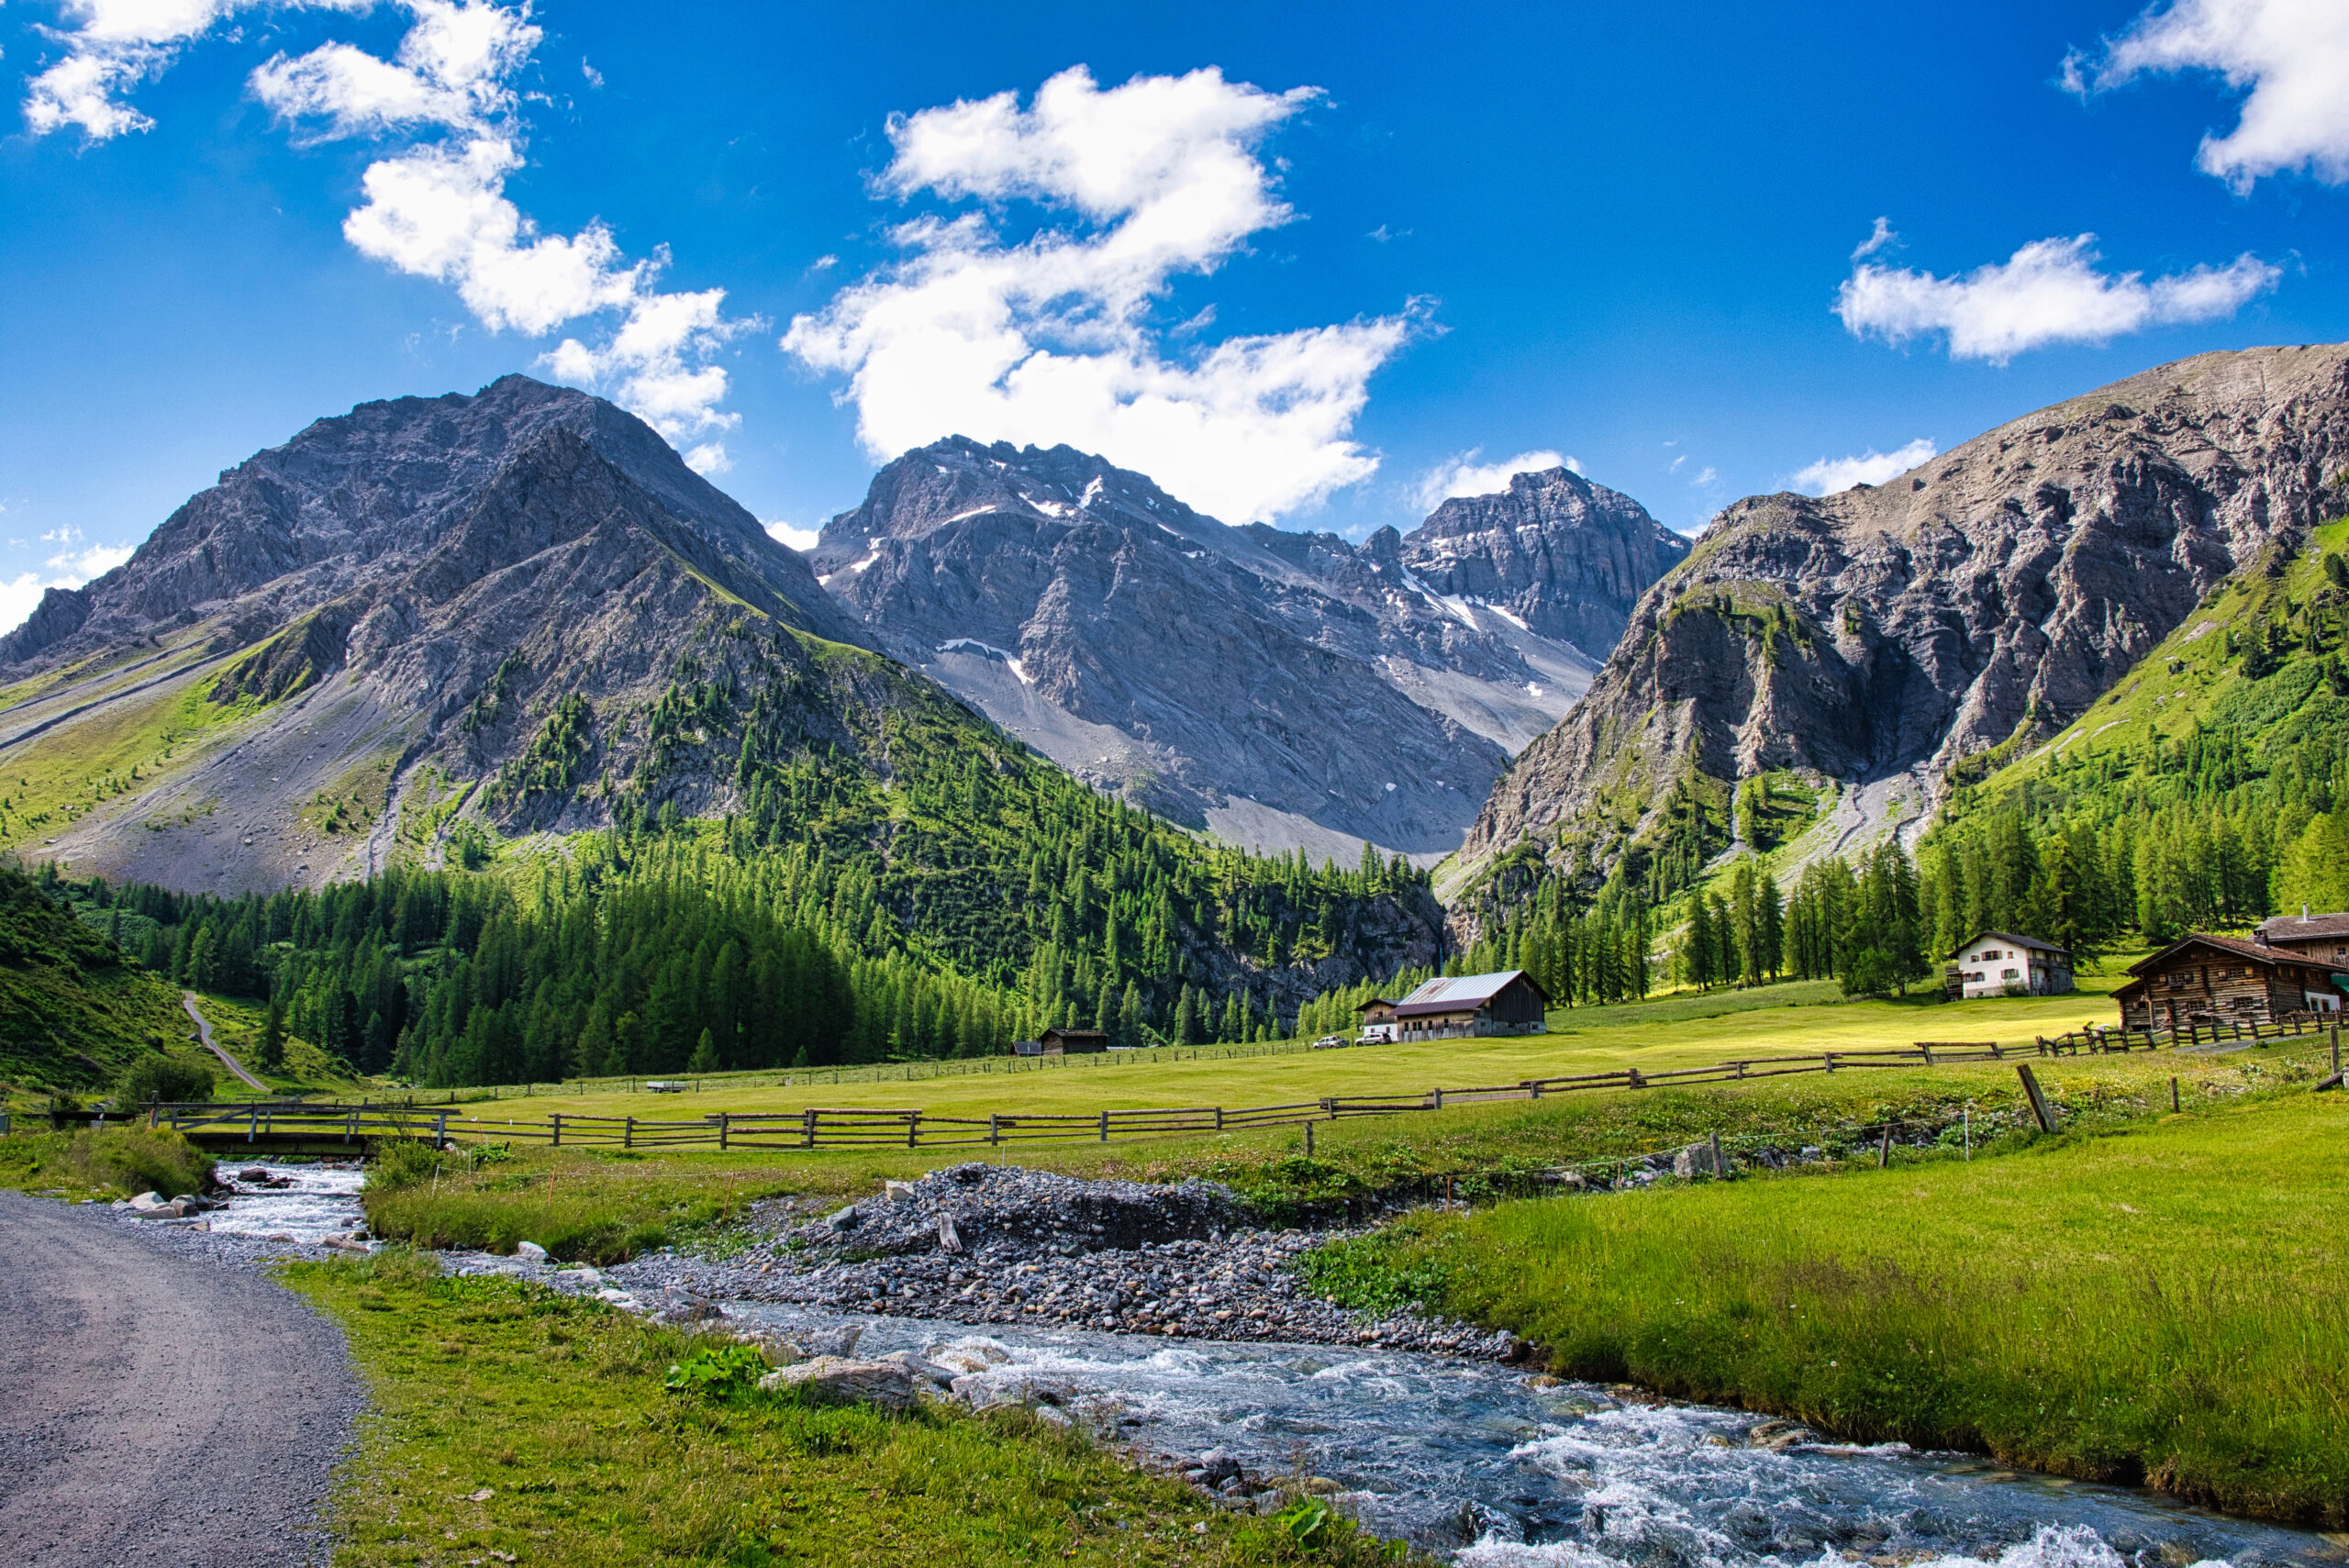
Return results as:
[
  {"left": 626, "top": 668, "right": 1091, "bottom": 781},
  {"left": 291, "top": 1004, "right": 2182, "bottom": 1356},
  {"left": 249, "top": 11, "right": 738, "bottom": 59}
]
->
[
  {"left": 184, "top": 990, "right": 268, "bottom": 1092},
  {"left": 0, "top": 1192, "right": 359, "bottom": 1564}
]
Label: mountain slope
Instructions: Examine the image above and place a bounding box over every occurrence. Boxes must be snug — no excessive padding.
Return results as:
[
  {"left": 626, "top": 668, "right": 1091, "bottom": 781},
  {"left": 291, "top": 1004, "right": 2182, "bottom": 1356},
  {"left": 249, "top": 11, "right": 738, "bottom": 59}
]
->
[
  {"left": 0, "top": 864, "right": 191, "bottom": 1093},
  {"left": 812, "top": 439, "right": 1687, "bottom": 858},
  {"left": 0, "top": 378, "right": 1444, "bottom": 1035},
  {"left": 1453, "top": 341, "right": 2349, "bottom": 901}
]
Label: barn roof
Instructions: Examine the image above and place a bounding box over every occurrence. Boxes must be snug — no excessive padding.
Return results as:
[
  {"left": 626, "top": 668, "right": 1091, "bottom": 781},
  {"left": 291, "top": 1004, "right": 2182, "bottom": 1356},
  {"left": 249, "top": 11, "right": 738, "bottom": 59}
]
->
[
  {"left": 2124, "top": 933, "right": 2340, "bottom": 976},
  {"left": 2257, "top": 910, "right": 2349, "bottom": 941},
  {"left": 1390, "top": 968, "right": 1551, "bottom": 1018}
]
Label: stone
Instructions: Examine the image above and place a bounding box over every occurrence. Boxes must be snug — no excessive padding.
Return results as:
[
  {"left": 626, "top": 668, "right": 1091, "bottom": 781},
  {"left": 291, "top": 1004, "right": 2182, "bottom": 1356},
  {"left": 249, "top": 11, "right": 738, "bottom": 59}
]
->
[
  {"left": 128, "top": 1191, "right": 167, "bottom": 1212},
  {"left": 236, "top": 1167, "right": 270, "bottom": 1182},
  {"left": 825, "top": 1205, "right": 860, "bottom": 1232},
  {"left": 876, "top": 1351, "right": 959, "bottom": 1387},
  {"left": 514, "top": 1240, "right": 551, "bottom": 1263},
  {"left": 755, "top": 1357, "right": 918, "bottom": 1411},
  {"left": 1198, "top": 1448, "right": 1242, "bottom": 1485},
  {"left": 884, "top": 1180, "right": 916, "bottom": 1202}
]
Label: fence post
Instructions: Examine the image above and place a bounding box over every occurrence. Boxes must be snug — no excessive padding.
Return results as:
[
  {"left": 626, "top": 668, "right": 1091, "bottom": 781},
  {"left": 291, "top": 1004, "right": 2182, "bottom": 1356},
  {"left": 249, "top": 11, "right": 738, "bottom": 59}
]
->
[
  {"left": 990, "top": 1114, "right": 999, "bottom": 1147},
  {"left": 718, "top": 1113, "right": 729, "bottom": 1151},
  {"left": 2015, "top": 1064, "right": 2058, "bottom": 1133},
  {"left": 1920, "top": 1043, "right": 1934, "bottom": 1066},
  {"left": 1305, "top": 1120, "right": 1315, "bottom": 1158},
  {"left": 1097, "top": 1109, "right": 1108, "bottom": 1143},
  {"left": 1823, "top": 1053, "right": 1835, "bottom": 1073},
  {"left": 1432, "top": 1088, "right": 1443, "bottom": 1110},
  {"left": 909, "top": 1112, "right": 919, "bottom": 1150},
  {"left": 1627, "top": 1068, "right": 1644, "bottom": 1088},
  {"left": 1876, "top": 1126, "right": 1891, "bottom": 1168},
  {"left": 249, "top": 1106, "right": 259, "bottom": 1143},
  {"left": 2170, "top": 1075, "right": 2180, "bottom": 1113},
  {"left": 551, "top": 1113, "right": 562, "bottom": 1148},
  {"left": 1215, "top": 1106, "right": 1224, "bottom": 1131},
  {"left": 435, "top": 1112, "right": 448, "bottom": 1147},
  {"left": 625, "top": 1117, "right": 634, "bottom": 1151},
  {"left": 803, "top": 1108, "right": 815, "bottom": 1150}
]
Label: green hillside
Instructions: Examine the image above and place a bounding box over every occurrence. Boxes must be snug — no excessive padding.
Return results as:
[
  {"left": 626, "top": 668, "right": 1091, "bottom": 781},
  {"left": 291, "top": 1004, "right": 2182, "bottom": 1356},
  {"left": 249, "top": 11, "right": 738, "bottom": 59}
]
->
[
  {"left": 1926, "top": 516, "right": 2349, "bottom": 952},
  {"left": 0, "top": 862, "right": 196, "bottom": 1095}
]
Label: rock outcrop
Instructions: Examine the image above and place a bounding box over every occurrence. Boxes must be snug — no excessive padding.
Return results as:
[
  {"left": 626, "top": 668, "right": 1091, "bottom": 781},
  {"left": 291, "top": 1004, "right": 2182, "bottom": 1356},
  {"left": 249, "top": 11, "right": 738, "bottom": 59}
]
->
[
  {"left": 813, "top": 439, "right": 1686, "bottom": 857},
  {"left": 1456, "top": 341, "right": 2349, "bottom": 889}
]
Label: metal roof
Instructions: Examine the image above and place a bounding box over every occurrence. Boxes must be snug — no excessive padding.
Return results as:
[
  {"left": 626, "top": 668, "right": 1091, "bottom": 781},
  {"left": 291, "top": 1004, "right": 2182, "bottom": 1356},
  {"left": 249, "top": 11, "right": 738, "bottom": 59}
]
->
[
  {"left": 1390, "top": 969, "right": 1544, "bottom": 1018},
  {"left": 1951, "top": 929, "right": 2069, "bottom": 959}
]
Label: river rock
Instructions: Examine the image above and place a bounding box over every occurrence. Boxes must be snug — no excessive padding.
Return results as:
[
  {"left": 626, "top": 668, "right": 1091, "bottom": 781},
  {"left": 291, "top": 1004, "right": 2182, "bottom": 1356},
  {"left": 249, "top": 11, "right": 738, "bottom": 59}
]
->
[
  {"left": 514, "top": 1240, "right": 551, "bottom": 1263},
  {"left": 757, "top": 1357, "right": 918, "bottom": 1411},
  {"left": 128, "top": 1191, "right": 168, "bottom": 1212}
]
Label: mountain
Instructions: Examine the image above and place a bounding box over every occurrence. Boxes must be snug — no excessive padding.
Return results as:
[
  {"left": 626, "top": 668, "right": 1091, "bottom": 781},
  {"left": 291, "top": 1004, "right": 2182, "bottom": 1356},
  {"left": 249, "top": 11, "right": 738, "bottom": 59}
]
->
[
  {"left": 0, "top": 375, "right": 863, "bottom": 894},
  {"left": 810, "top": 439, "right": 1687, "bottom": 859},
  {"left": 0, "top": 377, "right": 1445, "bottom": 1032},
  {"left": 1453, "top": 341, "right": 2349, "bottom": 903}
]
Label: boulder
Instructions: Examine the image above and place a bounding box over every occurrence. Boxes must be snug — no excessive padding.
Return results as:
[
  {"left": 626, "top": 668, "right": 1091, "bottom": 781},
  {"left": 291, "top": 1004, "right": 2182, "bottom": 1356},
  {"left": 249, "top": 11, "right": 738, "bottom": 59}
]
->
[
  {"left": 128, "top": 1191, "right": 168, "bottom": 1212},
  {"left": 236, "top": 1167, "right": 270, "bottom": 1182},
  {"left": 514, "top": 1240, "right": 551, "bottom": 1263},
  {"left": 876, "top": 1351, "right": 960, "bottom": 1387},
  {"left": 1197, "top": 1447, "right": 1242, "bottom": 1485},
  {"left": 756, "top": 1357, "right": 918, "bottom": 1411},
  {"left": 825, "top": 1204, "right": 860, "bottom": 1232}
]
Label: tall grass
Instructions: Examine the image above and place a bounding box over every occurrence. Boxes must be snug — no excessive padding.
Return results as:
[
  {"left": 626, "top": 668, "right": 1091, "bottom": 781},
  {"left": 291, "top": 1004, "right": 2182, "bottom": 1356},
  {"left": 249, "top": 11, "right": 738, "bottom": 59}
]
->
[
  {"left": 1374, "top": 1095, "right": 2349, "bottom": 1525},
  {"left": 0, "top": 1126, "right": 212, "bottom": 1197}
]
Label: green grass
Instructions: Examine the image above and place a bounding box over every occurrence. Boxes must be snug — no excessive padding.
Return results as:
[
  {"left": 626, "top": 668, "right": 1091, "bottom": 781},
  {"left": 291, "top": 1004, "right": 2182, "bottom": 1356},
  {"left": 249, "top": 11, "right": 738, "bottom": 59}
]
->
[
  {"left": 0, "top": 662, "right": 262, "bottom": 852},
  {"left": 428, "top": 974, "right": 2126, "bottom": 1127},
  {"left": 184, "top": 990, "right": 364, "bottom": 1097},
  {"left": 1344, "top": 1089, "right": 2349, "bottom": 1527},
  {"left": 355, "top": 1031, "right": 2332, "bottom": 1261},
  {"left": 0, "top": 1125, "right": 213, "bottom": 1199},
  {"left": 286, "top": 1248, "right": 1415, "bottom": 1566}
]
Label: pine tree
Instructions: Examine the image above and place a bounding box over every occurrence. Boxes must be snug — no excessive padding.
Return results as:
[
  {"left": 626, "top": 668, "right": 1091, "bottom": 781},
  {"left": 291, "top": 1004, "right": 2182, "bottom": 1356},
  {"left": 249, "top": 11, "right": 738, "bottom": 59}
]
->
[{"left": 258, "top": 995, "right": 287, "bottom": 1074}]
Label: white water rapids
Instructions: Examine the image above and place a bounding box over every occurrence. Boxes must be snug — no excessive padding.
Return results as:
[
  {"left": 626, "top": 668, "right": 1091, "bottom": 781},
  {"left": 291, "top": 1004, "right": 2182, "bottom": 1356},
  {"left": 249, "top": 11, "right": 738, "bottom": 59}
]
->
[{"left": 204, "top": 1166, "right": 2340, "bottom": 1567}]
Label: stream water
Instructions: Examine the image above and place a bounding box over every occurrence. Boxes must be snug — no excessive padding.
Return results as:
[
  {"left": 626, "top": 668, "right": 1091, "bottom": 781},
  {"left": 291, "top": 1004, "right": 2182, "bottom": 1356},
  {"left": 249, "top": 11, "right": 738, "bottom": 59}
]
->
[{"left": 204, "top": 1167, "right": 2341, "bottom": 1568}]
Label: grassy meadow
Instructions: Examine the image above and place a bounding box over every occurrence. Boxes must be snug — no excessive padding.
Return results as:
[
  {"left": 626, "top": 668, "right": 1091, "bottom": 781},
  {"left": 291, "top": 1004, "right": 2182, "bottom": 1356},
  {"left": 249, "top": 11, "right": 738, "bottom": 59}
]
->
[
  {"left": 409, "top": 974, "right": 2135, "bottom": 1127},
  {"left": 1337, "top": 1089, "right": 2349, "bottom": 1526},
  {"left": 288, "top": 1248, "right": 1411, "bottom": 1567}
]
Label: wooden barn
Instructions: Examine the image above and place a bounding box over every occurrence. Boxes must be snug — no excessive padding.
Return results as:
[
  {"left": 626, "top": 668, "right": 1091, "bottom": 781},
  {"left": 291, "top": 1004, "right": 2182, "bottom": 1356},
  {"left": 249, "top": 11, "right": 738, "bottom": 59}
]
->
[
  {"left": 2254, "top": 908, "right": 2349, "bottom": 970},
  {"left": 2111, "top": 934, "right": 2346, "bottom": 1031},
  {"left": 1037, "top": 1028, "right": 1108, "bottom": 1055},
  {"left": 1355, "top": 969, "right": 1551, "bottom": 1041}
]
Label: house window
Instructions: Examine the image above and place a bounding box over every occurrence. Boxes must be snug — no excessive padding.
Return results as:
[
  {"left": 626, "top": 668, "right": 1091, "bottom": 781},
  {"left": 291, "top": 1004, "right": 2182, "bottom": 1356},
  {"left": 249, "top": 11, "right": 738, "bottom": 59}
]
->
[{"left": 2001, "top": 968, "right": 2018, "bottom": 980}]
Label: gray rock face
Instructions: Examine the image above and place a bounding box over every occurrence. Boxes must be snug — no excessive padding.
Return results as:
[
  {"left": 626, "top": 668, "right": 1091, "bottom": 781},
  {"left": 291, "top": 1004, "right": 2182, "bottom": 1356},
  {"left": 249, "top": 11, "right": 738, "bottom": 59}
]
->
[
  {"left": 0, "top": 377, "right": 906, "bottom": 894},
  {"left": 812, "top": 439, "right": 1685, "bottom": 857},
  {"left": 1456, "top": 341, "right": 2349, "bottom": 886}
]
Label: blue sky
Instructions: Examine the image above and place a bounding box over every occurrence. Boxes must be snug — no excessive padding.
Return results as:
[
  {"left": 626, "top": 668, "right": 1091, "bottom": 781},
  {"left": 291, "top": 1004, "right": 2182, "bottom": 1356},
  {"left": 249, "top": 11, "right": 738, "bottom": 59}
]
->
[{"left": 3, "top": 0, "right": 2344, "bottom": 628}]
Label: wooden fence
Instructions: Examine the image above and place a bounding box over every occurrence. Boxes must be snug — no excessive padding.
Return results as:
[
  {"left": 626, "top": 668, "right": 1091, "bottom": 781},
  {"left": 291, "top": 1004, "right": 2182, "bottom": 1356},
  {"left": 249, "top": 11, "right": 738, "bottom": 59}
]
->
[{"left": 141, "top": 1040, "right": 2056, "bottom": 1153}]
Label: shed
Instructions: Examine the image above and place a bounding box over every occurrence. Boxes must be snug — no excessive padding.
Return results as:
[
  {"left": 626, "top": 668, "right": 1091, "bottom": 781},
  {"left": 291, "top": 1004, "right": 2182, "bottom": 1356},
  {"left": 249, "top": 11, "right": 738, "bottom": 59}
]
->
[
  {"left": 1944, "top": 931, "right": 2073, "bottom": 999},
  {"left": 2111, "top": 933, "right": 2345, "bottom": 1031},
  {"left": 1038, "top": 1028, "right": 1108, "bottom": 1055},
  {"left": 1383, "top": 969, "right": 1551, "bottom": 1040}
]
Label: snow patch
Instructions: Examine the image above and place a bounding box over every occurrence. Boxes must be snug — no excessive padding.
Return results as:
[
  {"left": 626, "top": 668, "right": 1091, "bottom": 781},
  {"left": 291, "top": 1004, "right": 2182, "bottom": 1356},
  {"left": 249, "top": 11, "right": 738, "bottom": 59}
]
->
[
  {"left": 937, "top": 637, "right": 1034, "bottom": 686},
  {"left": 1487, "top": 603, "right": 1531, "bottom": 632},
  {"left": 1079, "top": 476, "right": 1105, "bottom": 508}
]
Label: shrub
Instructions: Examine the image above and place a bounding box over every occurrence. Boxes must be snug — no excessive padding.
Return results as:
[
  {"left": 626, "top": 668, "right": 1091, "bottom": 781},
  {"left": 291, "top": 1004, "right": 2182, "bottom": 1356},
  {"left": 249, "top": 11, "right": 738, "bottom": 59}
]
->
[
  {"left": 364, "top": 1137, "right": 448, "bottom": 1193},
  {"left": 115, "top": 1054, "right": 215, "bottom": 1108},
  {"left": 0, "top": 1127, "right": 211, "bottom": 1197}
]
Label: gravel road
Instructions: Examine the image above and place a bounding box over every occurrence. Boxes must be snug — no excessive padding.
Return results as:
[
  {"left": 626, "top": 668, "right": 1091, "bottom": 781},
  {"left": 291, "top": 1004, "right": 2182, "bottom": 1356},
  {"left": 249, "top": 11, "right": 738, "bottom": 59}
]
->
[{"left": 0, "top": 1190, "right": 360, "bottom": 1566}]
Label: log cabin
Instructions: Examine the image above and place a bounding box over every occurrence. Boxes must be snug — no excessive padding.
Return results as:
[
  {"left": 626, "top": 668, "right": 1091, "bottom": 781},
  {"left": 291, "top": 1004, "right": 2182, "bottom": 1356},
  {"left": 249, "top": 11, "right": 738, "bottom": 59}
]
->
[{"left": 2111, "top": 933, "right": 2347, "bottom": 1030}]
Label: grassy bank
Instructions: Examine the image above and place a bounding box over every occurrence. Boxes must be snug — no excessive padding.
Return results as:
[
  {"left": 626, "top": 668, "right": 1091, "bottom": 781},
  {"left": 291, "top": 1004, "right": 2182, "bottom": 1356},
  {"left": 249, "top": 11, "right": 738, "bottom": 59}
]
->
[
  {"left": 287, "top": 1249, "right": 1409, "bottom": 1565},
  {"left": 0, "top": 1125, "right": 211, "bottom": 1198},
  {"left": 358, "top": 1038, "right": 2330, "bottom": 1261},
  {"left": 1342, "top": 1091, "right": 2349, "bottom": 1526}
]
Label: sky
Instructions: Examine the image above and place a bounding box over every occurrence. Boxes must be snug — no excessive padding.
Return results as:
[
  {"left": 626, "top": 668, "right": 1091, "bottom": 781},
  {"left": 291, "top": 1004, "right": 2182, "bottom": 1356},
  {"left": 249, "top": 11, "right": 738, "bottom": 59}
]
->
[{"left": 3, "top": 0, "right": 2346, "bottom": 630}]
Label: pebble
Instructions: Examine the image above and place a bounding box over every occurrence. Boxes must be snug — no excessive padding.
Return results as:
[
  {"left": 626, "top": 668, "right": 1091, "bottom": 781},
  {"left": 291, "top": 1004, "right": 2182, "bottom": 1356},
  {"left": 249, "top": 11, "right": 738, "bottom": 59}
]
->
[{"left": 607, "top": 1162, "right": 1523, "bottom": 1359}]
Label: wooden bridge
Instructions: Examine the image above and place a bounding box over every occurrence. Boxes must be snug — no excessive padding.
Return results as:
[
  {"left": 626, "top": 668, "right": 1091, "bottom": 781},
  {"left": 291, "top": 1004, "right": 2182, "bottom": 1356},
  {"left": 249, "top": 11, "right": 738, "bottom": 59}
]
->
[{"left": 145, "top": 1102, "right": 453, "bottom": 1154}]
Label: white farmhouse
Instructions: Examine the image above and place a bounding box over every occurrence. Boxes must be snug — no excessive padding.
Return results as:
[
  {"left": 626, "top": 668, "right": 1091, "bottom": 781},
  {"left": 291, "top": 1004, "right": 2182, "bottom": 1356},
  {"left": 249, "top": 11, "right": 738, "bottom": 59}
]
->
[{"left": 1946, "top": 931, "right": 2073, "bottom": 999}]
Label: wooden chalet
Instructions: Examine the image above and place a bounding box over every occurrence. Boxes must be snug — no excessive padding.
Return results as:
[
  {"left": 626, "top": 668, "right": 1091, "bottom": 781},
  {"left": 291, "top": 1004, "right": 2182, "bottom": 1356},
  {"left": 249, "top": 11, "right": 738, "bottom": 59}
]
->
[
  {"left": 2112, "top": 933, "right": 2347, "bottom": 1031},
  {"left": 1036, "top": 1028, "right": 1108, "bottom": 1055},
  {"left": 2254, "top": 908, "right": 2349, "bottom": 970},
  {"left": 1355, "top": 969, "right": 1551, "bottom": 1041}
]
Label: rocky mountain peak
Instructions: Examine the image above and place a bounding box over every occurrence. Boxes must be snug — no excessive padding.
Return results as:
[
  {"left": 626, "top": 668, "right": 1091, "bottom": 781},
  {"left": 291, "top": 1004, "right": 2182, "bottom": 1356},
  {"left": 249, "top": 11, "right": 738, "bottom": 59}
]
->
[{"left": 1453, "top": 339, "right": 2349, "bottom": 894}]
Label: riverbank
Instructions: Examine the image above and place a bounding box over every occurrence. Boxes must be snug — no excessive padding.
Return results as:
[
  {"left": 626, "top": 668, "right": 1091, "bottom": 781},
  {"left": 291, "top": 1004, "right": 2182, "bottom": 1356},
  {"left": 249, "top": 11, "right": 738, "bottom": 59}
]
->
[
  {"left": 284, "top": 1247, "right": 1409, "bottom": 1567},
  {"left": 1338, "top": 1089, "right": 2349, "bottom": 1528}
]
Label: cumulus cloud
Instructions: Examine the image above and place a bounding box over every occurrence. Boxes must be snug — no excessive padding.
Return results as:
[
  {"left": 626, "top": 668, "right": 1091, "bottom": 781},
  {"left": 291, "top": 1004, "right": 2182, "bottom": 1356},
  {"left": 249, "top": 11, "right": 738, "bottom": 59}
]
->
[
  {"left": 1413, "top": 448, "right": 1575, "bottom": 512},
  {"left": 763, "top": 520, "right": 822, "bottom": 551},
  {"left": 0, "top": 539, "right": 135, "bottom": 635},
  {"left": 1834, "top": 234, "right": 2278, "bottom": 362},
  {"left": 1792, "top": 438, "right": 1938, "bottom": 495},
  {"left": 2065, "top": 0, "right": 2349, "bottom": 189},
  {"left": 784, "top": 66, "right": 1413, "bottom": 525},
  {"left": 28, "top": 1, "right": 748, "bottom": 467}
]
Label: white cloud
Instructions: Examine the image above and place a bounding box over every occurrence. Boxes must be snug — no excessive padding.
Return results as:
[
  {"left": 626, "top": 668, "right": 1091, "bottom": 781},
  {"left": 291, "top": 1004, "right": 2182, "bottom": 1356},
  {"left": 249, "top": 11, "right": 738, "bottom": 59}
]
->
[
  {"left": 0, "top": 539, "right": 135, "bottom": 635},
  {"left": 1692, "top": 466, "right": 1719, "bottom": 486},
  {"left": 28, "top": 1, "right": 748, "bottom": 467},
  {"left": 763, "top": 520, "right": 822, "bottom": 551},
  {"left": 1413, "top": 448, "right": 1574, "bottom": 512},
  {"left": 1834, "top": 234, "right": 2278, "bottom": 362},
  {"left": 2065, "top": 0, "right": 2349, "bottom": 189},
  {"left": 783, "top": 66, "right": 1412, "bottom": 525},
  {"left": 1792, "top": 438, "right": 1938, "bottom": 495},
  {"left": 1853, "top": 217, "right": 1898, "bottom": 260}
]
